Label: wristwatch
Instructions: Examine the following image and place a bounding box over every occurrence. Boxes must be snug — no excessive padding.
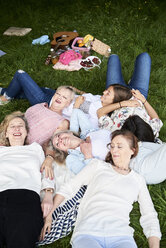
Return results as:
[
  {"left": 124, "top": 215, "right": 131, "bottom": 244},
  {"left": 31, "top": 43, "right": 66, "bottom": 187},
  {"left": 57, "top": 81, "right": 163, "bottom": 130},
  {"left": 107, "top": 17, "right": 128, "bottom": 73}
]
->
[{"left": 45, "top": 188, "right": 54, "bottom": 193}]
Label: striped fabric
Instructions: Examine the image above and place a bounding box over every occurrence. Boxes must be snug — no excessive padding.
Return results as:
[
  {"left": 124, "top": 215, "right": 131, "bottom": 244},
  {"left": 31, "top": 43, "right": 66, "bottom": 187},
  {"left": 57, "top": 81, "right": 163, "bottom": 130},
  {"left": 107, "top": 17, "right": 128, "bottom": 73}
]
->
[{"left": 38, "top": 185, "right": 87, "bottom": 246}]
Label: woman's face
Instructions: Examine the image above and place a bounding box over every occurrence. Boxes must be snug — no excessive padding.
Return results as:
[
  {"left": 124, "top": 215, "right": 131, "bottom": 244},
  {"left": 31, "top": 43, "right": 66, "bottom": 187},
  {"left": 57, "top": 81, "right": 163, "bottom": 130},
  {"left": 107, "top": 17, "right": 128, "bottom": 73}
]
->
[
  {"left": 52, "top": 132, "right": 79, "bottom": 152},
  {"left": 101, "top": 86, "right": 115, "bottom": 106},
  {"left": 5, "top": 117, "right": 27, "bottom": 146},
  {"left": 50, "top": 88, "right": 73, "bottom": 111},
  {"left": 110, "top": 135, "right": 134, "bottom": 166}
]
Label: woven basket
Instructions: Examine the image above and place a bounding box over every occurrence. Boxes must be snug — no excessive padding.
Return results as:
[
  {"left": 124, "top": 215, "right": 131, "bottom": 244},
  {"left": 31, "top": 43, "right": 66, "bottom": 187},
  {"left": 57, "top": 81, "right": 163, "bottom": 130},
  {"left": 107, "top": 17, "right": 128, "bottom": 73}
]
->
[{"left": 92, "top": 38, "right": 111, "bottom": 57}]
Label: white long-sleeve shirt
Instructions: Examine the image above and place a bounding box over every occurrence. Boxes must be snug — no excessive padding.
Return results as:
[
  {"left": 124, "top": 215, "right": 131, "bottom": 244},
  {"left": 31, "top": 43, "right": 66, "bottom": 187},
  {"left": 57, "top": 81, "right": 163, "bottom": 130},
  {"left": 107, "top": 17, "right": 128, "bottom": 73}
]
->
[
  {"left": 0, "top": 142, "right": 54, "bottom": 195},
  {"left": 57, "top": 159, "right": 161, "bottom": 243}
]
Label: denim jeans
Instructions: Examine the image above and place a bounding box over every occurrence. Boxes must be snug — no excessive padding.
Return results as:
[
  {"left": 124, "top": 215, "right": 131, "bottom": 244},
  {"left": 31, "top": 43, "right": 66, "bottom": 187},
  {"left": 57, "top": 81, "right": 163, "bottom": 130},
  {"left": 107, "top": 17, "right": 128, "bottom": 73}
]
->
[
  {"left": 1, "top": 70, "right": 55, "bottom": 105},
  {"left": 72, "top": 234, "right": 137, "bottom": 248},
  {"left": 106, "top": 52, "right": 151, "bottom": 99}
]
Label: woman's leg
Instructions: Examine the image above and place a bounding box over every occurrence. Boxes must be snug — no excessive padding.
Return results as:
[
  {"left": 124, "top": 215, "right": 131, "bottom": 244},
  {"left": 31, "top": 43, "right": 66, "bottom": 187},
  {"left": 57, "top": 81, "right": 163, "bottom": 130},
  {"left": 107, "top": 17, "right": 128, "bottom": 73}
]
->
[
  {"left": 129, "top": 52, "right": 151, "bottom": 99},
  {"left": 106, "top": 54, "right": 127, "bottom": 89},
  {"left": 72, "top": 235, "right": 103, "bottom": 248},
  {"left": 4, "top": 189, "right": 43, "bottom": 248},
  {"left": 109, "top": 236, "right": 137, "bottom": 248},
  {"left": 1, "top": 70, "right": 55, "bottom": 105}
]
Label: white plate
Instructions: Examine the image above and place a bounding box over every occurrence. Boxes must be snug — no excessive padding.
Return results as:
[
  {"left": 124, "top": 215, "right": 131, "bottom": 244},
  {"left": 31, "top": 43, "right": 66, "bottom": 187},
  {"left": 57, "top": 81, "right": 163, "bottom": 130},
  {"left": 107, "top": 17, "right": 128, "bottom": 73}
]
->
[{"left": 80, "top": 56, "right": 101, "bottom": 70}]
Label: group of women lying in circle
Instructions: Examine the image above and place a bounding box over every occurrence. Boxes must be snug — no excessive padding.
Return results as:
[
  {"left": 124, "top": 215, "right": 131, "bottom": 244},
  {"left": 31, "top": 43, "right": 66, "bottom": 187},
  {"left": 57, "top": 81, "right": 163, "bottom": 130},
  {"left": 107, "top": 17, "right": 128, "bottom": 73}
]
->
[{"left": 0, "top": 52, "right": 165, "bottom": 248}]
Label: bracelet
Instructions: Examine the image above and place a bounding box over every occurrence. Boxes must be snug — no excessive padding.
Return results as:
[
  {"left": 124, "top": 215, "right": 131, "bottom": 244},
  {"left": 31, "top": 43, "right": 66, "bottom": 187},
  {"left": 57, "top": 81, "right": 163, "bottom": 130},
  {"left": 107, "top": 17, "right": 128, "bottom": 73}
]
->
[
  {"left": 143, "top": 99, "right": 147, "bottom": 104},
  {"left": 119, "top": 102, "right": 121, "bottom": 108},
  {"left": 45, "top": 188, "right": 54, "bottom": 193},
  {"left": 46, "top": 154, "right": 54, "bottom": 160}
]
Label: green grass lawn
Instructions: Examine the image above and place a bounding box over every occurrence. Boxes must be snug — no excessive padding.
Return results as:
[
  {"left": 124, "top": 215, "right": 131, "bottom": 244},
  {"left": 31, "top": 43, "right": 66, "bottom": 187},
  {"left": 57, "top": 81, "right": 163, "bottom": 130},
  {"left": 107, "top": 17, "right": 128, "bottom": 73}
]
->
[{"left": 0, "top": 0, "right": 166, "bottom": 247}]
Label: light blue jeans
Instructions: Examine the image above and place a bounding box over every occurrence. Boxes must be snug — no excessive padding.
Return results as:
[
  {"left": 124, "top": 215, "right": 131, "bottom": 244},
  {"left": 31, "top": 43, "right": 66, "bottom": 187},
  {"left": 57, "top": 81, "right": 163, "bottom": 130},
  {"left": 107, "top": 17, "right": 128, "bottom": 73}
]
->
[
  {"left": 72, "top": 235, "right": 137, "bottom": 248},
  {"left": 72, "top": 234, "right": 137, "bottom": 248},
  {"left": 106, "top": 52, "right": 151, "bottom": 99}
]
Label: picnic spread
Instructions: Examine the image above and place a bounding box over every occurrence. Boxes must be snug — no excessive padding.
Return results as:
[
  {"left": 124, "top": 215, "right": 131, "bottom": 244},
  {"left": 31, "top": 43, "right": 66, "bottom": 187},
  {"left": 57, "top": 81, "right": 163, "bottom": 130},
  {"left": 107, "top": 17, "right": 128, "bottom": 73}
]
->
[
  {"left": 2, "top": 27, "right": 111, "bottom": 71},
  {"left": 45, "top": 31, "right": 111, "bottom": 71}
]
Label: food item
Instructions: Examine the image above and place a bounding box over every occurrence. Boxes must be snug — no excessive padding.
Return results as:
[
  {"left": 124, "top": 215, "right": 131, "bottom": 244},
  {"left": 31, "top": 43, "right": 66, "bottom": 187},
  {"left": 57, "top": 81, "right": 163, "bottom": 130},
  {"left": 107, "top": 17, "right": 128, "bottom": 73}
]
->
[
  {"left": 78, "top": 43, "right": 85, "bottom": 47},
  {"left": 80, "top": 59, "right": 94, "bottom": 68},
  {"left": 92, "top": 57, "right": 100, "bottom": 65},
  {"left": 77, "top": 39, "right": 83, "bottom": 44}
]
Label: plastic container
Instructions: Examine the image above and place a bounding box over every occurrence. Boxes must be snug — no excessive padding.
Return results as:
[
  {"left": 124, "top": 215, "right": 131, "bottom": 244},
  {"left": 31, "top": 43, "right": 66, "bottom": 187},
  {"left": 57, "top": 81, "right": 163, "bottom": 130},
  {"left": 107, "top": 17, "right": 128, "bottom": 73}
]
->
[{"left": 72, "top": 37, "right": 91, "bottom": 52}]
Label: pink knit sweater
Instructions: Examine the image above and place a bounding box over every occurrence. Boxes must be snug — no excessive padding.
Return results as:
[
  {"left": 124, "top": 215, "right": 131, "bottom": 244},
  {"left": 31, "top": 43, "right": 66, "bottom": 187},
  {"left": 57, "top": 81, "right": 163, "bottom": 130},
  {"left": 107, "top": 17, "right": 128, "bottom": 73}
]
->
[{"left": 25, "top": 103, "right": 65, "bottom": 145}]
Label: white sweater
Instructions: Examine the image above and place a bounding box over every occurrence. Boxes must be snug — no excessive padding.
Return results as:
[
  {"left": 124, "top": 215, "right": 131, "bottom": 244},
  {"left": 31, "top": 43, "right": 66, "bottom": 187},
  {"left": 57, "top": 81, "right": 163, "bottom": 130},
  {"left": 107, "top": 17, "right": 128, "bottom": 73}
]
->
[
  {"left": 57, "top": 159, "right": 161, "bottom": 242},
  {"left": 0, "top": 142, "right": 54, "bottom": 195}
]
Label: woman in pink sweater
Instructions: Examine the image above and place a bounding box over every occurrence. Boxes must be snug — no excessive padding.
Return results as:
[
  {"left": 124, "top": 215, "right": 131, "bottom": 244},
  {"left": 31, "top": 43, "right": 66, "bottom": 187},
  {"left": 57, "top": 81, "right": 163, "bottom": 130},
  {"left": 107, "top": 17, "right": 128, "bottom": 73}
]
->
[{"left": 25, "top": 86, "right": 75, "bottom": 146}]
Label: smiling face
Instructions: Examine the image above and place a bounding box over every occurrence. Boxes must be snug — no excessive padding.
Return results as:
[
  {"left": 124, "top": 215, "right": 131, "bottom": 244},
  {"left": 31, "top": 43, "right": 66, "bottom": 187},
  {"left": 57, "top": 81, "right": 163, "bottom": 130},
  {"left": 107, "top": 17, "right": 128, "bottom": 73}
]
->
[
  {"left": 5, "top": 117, "right": 27, "bottom": 146},
  {"left": 101, "top": 86, "right": 115, "bottom": 106},
  {"left": 50, "top": 88, "right": 73, "bottom": 112},
  {"left": 52, "top": 132, "right": 81, "bottom": 152},
  {"left": 110, "top": 135, "right": 134, "bottom": 168}
]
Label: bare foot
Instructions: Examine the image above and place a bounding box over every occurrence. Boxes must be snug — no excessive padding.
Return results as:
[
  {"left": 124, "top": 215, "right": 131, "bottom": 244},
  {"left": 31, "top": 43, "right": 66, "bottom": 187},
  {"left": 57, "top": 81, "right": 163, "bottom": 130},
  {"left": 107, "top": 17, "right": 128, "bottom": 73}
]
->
[{"left": 0, "top": 95, "right": 8, "bottom": 102}]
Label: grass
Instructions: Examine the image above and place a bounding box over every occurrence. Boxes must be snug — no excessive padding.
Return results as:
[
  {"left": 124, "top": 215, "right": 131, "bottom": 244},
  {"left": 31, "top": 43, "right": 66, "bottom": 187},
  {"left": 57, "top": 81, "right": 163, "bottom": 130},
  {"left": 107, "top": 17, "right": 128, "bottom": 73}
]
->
[{"left": 0, "top": 0, "right": 166, "bottom": 247}]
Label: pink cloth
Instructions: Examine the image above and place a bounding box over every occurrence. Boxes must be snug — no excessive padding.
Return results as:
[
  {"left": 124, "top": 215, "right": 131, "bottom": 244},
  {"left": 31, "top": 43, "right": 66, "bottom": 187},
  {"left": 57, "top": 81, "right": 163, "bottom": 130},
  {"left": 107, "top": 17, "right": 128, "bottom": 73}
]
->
[
  {"left": 59, "top": 50, "right": 82, "bottom": 65},
  {"left": 25, "top": 103, "right": 65, "bottom": 145}
]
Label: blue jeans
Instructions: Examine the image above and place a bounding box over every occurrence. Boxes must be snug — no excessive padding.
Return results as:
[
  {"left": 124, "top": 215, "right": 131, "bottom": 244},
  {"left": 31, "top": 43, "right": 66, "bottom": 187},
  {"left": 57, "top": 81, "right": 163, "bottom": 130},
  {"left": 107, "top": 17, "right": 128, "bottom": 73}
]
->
[
  {"left": 106, "top": 52, "right": 151, "bottom": 99},
  {"left": 1, "top": 70, "right": 55, "bottom": 105},
  {"left": 72, "top": 235, "right": 137, "bottom": 248}
]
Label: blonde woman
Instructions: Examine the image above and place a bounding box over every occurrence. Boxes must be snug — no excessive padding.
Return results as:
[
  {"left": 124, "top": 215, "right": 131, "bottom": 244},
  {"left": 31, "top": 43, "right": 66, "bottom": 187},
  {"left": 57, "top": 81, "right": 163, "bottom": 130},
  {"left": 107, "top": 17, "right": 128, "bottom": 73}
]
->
[{"left": 0, "top": 111, "right": 54, "bottom": 248}]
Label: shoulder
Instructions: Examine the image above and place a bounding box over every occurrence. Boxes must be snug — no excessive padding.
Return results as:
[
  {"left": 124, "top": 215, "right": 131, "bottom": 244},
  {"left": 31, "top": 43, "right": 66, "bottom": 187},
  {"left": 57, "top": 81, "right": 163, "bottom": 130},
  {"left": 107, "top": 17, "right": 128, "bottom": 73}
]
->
[
  {"left": 88, "top": 158, "right": 110, "bottom": 169},
  {"left": 28, "top": 142, "right": 43, "bottom": 152},
  {"left": 25, "top": 103, "right": 47, "bottom": 114},
  {"left": 131, "top": 170, "right": 146, "bottom": 186}
]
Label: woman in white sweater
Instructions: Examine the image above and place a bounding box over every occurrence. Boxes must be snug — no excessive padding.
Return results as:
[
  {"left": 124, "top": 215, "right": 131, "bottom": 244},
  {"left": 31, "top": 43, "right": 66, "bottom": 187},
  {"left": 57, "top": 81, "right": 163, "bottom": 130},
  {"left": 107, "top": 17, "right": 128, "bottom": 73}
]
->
[
  {"left": 41, "top": 129, "right": 161, "bottom": 248},
  {"left": 0, "top": 111, "right": 54, "bottom": 248}
]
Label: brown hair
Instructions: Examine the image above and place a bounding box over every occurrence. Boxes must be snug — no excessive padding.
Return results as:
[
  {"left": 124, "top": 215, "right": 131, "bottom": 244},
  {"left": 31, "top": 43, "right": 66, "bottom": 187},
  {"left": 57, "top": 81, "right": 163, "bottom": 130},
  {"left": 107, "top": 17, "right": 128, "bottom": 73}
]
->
[
  {"left": 0, "top": 111, "right": 29, "bottom": 146},
  {"left": 105, "top": 129, "right": 138, "bottom": 165},
  {"left": 111, "top": 84, "right": 132, "bottom": 103}
]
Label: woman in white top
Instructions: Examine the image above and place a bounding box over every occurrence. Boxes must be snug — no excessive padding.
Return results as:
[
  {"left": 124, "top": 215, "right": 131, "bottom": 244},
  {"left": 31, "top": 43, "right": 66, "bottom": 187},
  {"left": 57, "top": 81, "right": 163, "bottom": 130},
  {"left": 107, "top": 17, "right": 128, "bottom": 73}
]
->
[
  {"left": 0, "top": 111, "right": 54, "bottom": 248},
  {"left": 41, "top": 129, "right": 161, "bottom": 248}
]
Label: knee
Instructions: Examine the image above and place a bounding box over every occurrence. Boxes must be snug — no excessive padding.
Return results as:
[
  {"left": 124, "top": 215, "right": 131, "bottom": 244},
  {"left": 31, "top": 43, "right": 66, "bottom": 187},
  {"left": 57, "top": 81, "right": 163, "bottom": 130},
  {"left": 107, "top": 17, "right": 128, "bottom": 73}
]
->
[
  {"left": 137, "top": 52, "right": 151, "bottom": 62},
  {"left": 107, "top": 54, "right": 120, "bottom": 66}
]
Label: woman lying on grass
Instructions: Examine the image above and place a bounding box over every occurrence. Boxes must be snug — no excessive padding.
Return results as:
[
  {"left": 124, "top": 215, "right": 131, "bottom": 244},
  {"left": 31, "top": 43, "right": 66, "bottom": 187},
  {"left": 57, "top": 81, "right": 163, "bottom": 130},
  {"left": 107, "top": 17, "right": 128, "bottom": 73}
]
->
[
  {"left": 1, "top": 53, "right": 162, "bottom": 135},
  {"left": 44, "top": 100, "right": 166, "bottom": 184},
  {"left": 97, "top": 54, "right": 162, "bottom": 138},
  {"left": 41, "top": 130, "right": 161, "bottom": 248},
  {"left": 0, "top": 111, "right": 54, "bottom": 248}
]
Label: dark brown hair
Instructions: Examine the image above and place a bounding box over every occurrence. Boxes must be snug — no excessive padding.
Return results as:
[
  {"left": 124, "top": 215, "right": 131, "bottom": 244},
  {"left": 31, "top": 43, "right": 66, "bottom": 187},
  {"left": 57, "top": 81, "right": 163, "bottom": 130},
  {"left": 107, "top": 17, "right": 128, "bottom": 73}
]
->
[
  {"left": 111, "top": 84, "right": 132, "bottom": 103},
  {"left": 122, "top": 115, "right": 155, "bottom": 142},
  {"left": 105, "top": 129, "right": 138, "bottom": 165}
]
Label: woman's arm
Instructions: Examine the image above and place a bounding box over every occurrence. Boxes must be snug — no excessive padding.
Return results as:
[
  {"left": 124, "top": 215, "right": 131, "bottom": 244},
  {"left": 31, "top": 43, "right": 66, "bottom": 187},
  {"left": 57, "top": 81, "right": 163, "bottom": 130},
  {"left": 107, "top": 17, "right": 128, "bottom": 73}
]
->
[
  {"left": 40, "top": 160, "right": 97, "bottom": 240},
  {"left": 40, "top": 193, "right": 65, "bottom": 240},
  {"left": 132, "top": 89, "right": 159, "bottom": 119},
  {"left": 41, "top": 140, "right": 55, "bottom": 179},
  {"left": 148, "top": 236, "right": 160, "bottom": 248},
  {"left": 41, "top": 190, "right": 54, "bottom": 218},
  {"left": 69, "top": 86, "right": 86, "bottom": 95},
  {"left": 138, "top": 178, "right": 161, "bottom": 244},
  {"left": 70, "top": 96, "right": 93, "bottom": 137},
  {"left": 97, "top": 100, "right": 140, "bottom": 118}
]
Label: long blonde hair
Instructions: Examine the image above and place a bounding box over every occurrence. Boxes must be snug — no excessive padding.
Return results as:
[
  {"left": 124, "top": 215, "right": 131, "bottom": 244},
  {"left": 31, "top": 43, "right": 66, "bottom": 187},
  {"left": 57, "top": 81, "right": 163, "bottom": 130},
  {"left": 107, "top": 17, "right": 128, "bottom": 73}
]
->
[{"left": 0, "top": 111, "right": 29, "bottom": 146}]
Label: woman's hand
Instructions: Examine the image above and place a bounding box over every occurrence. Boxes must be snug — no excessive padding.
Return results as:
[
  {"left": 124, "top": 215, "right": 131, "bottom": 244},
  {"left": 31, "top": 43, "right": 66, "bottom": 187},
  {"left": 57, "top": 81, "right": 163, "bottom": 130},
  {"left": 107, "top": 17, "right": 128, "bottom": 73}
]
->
[
  {"left": 131, "top": 89, "right": 146, "bottom": 103},
  {"left": 40, "top": 213, "right": 53, "bottom": 240},
  {"left": 122, "top": 99, "right": 141, "bottom": 107},
  {"left": 80, "top": 137, "right": 93, "bottom": 159},
  {"left": 40, "top": 156, "right": 54, "bottom": 180},
  {"left": 69, "top": 86, "right": 86, "bottom": 95},
  {"left": 74, "top": 96, "right": 85, "bottom": 109},
  {"left": 41, "top": 191, "right": 54, "bottom": 218}
]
